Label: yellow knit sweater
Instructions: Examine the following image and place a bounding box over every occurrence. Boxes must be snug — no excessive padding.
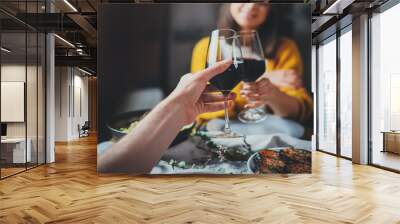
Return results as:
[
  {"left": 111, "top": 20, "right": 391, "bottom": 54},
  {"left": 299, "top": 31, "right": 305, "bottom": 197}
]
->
[{"left": 191, "top": 37, "right": 313, "bottom": 124}]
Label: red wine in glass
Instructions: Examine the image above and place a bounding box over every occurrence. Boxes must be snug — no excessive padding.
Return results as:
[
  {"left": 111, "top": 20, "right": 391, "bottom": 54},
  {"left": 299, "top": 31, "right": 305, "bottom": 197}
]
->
[
  {"left": 209, "top": 62, "right": 244, "bottom": 95},
  {"left": 205, "top": 28, "right": 244, "bottom": 138},
  {"left": 242, "top": 58, "right": 265, "bottom": 82},
  {"left": 237, "top": 30, "right": 268, "bottom": 123}
]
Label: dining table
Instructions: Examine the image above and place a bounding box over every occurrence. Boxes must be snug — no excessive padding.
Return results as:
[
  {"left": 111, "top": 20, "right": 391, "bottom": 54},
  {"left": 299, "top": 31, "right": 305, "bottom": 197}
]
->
[{"left": 98, "top": 114, "right": 312, "bottom": 174}]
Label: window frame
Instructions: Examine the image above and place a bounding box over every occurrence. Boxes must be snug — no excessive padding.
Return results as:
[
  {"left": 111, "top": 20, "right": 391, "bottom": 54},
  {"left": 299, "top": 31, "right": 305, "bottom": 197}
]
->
[
  {"left": 315, "top": 23, "right": 353, "bottom": 161},
  {"left": 0, "top": 1, "right": 48, "bottom": 180}
]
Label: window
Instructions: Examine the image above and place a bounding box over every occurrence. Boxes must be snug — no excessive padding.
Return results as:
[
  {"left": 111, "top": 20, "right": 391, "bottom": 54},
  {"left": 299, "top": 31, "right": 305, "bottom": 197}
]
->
[
  {"left": 370, "top": 2, "right": 400, "bottom": 171},
  {"left": 339, "top": 29, "right": 352, "bottom": 158},
  {"left": 0, "top": 1, "right": 47, "bottom": 179},
  {"left": 317, "top": 36, "right": 337, "bottom": 154}
]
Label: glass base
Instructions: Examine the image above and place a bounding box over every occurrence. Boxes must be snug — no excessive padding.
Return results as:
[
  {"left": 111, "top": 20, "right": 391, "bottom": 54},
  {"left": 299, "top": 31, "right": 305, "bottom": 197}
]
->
[
  {"left": 238, "top": 108, "right": 267, "bottom": 124},
  {"left": 208, "top": 131, "right": 244, "bottom": 139}
]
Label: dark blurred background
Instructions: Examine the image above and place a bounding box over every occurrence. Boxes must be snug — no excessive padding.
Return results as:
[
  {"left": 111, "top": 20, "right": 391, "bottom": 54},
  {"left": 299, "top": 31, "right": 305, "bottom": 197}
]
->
[{"left": 98, "top": 3, "right": 311, "bottom": 142}]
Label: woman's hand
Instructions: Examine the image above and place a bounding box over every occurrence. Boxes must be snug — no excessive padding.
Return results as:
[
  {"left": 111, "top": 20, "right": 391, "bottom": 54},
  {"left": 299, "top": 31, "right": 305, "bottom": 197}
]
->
[
  {"left": 169, "top": 59, "right": 235, "bottom": 125},
  {"left": 240, "top": 77, "right": 279, "bottom": 109},
  {"left": 98, "top": 59, "right": 236, "bottom": 174},
  {"left": 263, "top": 69, "right": 302, "bottom": 89}
]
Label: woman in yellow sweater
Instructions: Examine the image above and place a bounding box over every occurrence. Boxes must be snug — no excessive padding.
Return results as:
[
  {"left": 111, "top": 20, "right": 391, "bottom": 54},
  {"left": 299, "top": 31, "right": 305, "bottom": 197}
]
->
[{"left": 191, "top": 3, "right": 313, "bottom": 125}]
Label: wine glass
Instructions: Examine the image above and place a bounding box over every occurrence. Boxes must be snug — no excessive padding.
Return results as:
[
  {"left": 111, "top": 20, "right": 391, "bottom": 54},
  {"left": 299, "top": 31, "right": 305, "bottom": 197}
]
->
[
  {"left": 206, "top": 29, "right": 244, "bottom": 138},
  {"left": 237, "top": 30, "right": 268, "bottom": 123}
]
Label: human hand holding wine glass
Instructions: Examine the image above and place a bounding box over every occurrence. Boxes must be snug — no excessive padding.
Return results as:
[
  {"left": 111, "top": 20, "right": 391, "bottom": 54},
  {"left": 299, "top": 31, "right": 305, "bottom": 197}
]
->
[
  {"left": 237, "top": 30, "right": 268, "bottom": 123},
  {"left": 170, "top": 59, "right": 236, "bottom": 125},
  {"left": 240, "top": 77, "right": 279, "bottom": 108},
  {"left": 263, "top": 69, "right": 302, "bottom": 89},
  {"left": 206, "top": 29, "right": 244, "bottom": 138}
]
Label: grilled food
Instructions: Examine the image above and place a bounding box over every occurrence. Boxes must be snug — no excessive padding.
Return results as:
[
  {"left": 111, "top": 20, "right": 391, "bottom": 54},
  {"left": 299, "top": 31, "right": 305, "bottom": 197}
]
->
[{"left": 257, "top": 147, "right": 311, "bottom": 174}]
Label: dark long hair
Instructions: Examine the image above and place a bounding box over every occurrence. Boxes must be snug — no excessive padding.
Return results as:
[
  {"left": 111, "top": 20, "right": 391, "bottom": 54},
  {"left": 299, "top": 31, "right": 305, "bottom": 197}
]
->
[{"left": 218, "top": 3, "right": 283, "bottom": 59}]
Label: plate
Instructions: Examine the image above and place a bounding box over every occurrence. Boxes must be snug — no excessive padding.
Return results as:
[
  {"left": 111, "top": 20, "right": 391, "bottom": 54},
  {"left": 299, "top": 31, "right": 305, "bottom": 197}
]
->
[
  {"left": 247, "top": 147, "right": 311, "bottom": 174},
  {"left": 107, "top": 109, "right": 195, "bottom": 147}
]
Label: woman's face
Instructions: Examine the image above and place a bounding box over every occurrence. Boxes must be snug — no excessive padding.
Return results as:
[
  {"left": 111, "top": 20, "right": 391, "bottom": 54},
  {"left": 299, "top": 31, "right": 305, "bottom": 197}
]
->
[{"left": 230, "top": 3, "right": 269, "bottom": 30}]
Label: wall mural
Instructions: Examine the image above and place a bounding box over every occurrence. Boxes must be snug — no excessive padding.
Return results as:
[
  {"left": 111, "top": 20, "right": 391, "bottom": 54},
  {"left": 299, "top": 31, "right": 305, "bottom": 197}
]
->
[{"left": 97, "top": 3, "right": 312, "bottom": 175}]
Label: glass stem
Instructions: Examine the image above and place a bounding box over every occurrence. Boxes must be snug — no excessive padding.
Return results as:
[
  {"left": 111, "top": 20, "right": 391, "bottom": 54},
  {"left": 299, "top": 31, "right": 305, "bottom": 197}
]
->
[
  {"left": 246, "top": 82, "right": 263, "bottom": 113},
  {"left": 224, "top": 95, "right": 232, "bottom": 134},
  {"left": 246, "top": 82, "right": 255, "bottom": 111}
]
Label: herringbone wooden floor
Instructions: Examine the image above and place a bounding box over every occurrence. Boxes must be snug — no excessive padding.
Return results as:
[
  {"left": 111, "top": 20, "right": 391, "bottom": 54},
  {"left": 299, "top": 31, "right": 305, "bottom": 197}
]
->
[{"left": 1, "top": 135, "right": 400, "bottom": 224}]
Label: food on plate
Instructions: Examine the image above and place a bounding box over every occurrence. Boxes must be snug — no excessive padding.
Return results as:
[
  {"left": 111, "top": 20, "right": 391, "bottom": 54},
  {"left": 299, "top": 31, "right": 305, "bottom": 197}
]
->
[
  {"left": 287, "top": 163, "right": 311, "bottom": 173},
  {"left": 254, "top": 147, "right": 311, "bottom": 174},
  {"left": 119, "top": 121, "right": 140, "bottom": 133},
  {"left": 280, "top": 147, "right": 311, "bottom": 165},
  {"left": 258, "top": 154, "right": 286, "bottom": 173},
  {"left": 259, "top": 149, "right": 280, "bottom": 160}
]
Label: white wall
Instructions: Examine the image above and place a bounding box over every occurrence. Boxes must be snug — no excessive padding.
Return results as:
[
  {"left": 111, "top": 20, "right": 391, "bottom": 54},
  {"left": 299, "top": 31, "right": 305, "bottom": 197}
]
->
[
  {"left": 55, "top": 67, "right": 69, "bottom": 141},
  {"left": 1, "top": 65, "right": 27, "bottom": 141},
  {"left": 1, "top": 64, "right": 46, "bottom": 163},
  {"left": 70, "top": 73, "right": 89, "bottom": 139},
  {"left": 1, "top": 65, "right": 38, "bottom": 137},
  {"left": 55, "top": 67, "right": 89, "bottom": 141}
]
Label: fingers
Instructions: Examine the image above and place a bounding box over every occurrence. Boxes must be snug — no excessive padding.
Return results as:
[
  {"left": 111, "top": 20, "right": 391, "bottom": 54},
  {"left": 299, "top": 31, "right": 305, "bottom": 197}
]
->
[
  {"left": 246, "top": 78, "right": 272, "bottom": 89},
  {"left": 261, "top": 70, "right": 303, "bottom": 89},
  {"left": 282, "top": 70, "right": 302, "bottom": 88},
  {"left": 203, "top": 100, "right": 234, "bottom": 113},
  {"left": 241, "top": 77, "right": 278, "bottom": 104},
  {"left": 291, "top": 78, "right": 303, "bottom": 89},
  {"left": 242, "top": 82, "right": 257, "bottom": 91},
  {"left": 194, "top": 59, "right": 232, "bottom": 82},
  {"left": 240, "top": 92, "right": 261, "bottom": 101},
  {"left": 244, "top": 101, "right": 264, "bottom": 109},
  {"left": 200, "top": 91, "right": 235, "bottom": 113},
  {"left": 241, "top": 78, "right": 273, "bottom": 96},
  {"left": 201, "top": 92, "right": 236, "bottom": 103},
  {"left": 204, "top": 84, "right": 219, "bottom": 93},
  {"left": 256, "top": 78, "right": 273, "bottom": 89},
  {"left": 285, "top": 70, "right": 297, "bottom": 77},
  {"left": 241, "top": 83, "right": 261, "bottom": 101}
]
